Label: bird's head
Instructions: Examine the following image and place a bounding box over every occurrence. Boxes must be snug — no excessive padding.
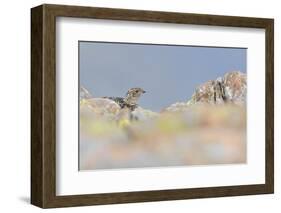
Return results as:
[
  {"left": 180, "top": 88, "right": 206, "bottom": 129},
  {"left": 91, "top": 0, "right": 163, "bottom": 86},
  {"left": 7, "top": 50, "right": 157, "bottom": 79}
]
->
[{"left": 125, "top": 87, "right": 146, "bottom": 105}]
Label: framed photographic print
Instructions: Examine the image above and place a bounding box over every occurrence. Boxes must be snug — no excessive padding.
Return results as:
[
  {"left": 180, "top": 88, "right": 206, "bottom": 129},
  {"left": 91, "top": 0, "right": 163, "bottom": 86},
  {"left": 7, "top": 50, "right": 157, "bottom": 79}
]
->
[{"left": 31, "top": 4, "right": 274, "bottom": 208}]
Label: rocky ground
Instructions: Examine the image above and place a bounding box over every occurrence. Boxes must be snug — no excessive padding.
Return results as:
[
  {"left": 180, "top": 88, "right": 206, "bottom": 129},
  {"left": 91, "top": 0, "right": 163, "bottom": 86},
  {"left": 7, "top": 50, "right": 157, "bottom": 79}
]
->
[{"left": 79, "top": 71, "right": 247, "bottom": 170}]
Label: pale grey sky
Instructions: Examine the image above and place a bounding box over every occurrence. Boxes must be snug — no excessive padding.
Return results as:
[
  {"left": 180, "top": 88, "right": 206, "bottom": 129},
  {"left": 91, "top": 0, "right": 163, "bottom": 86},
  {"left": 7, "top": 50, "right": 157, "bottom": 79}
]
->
[{"left": 79, "top": 41, "right": 246, "bottom": 111}]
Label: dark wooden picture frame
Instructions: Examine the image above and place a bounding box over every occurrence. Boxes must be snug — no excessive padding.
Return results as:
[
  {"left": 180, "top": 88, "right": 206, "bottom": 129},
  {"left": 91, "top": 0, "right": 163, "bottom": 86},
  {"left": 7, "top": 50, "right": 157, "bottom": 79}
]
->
[{"left": 31, "top": 4, "right": 274, "bottom": 208}]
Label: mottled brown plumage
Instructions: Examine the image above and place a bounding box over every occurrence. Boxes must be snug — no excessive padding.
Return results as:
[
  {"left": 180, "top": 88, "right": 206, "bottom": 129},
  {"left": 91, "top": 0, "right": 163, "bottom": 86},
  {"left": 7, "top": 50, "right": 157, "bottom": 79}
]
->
[{"left": 104, "top": 88, "right": 146, "bottom": 111}]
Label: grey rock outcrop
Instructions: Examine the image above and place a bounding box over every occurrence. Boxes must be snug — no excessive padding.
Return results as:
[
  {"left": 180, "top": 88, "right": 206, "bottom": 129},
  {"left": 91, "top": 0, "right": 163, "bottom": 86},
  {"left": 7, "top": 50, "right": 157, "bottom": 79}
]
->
[
  {"left": 190, "top": 71, "right": 246, "bottom": 105},
  {"left": 163, "top": 71, "right": 246, "bottom": 113},
  {"left": 222, "top": 71, "right": 247, "bottom": 104}
]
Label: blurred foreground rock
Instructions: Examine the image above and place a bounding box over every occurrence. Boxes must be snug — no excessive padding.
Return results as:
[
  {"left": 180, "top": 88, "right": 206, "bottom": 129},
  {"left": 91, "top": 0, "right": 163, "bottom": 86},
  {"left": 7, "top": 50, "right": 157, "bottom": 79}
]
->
[
  {"left": 80, "top": 105, "right": 246, "bottom": 170},
  {"left": 131, "top": 107, "right": 159, "bottom": 121}
]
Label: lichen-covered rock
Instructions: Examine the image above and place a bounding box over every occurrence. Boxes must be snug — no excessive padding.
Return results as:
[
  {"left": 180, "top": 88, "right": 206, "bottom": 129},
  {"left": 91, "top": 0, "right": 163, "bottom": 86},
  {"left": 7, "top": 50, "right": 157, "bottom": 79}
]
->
[
  {"left": 162, "top": 71, "right": 246, "bottom": 113},
  {"left": 191, "top": 80, "right": 217, "bottom": 104},
  {"left": 222, "top": 71, "right": 247, "bottom": 104},
  {"left": 80, "top": 86, "right": 92, "bottom": 100},
  {"left": 190, "top": 71, "right": 246, "bottom": 105}
]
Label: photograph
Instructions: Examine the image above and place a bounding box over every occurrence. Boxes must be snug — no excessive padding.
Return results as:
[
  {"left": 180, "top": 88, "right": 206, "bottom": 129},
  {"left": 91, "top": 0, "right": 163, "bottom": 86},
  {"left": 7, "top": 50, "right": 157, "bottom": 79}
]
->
[
  {"left": 79, "top": 41, "right": 247, "bottom": 170},
  {"left": 30, "top": 4, "right": 274, "bottom": 208}
]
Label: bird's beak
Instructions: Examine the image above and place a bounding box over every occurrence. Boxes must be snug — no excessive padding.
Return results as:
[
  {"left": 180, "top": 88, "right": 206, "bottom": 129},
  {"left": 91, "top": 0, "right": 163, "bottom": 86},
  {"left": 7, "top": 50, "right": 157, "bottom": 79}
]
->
[{"left": 142, "top": 90, "right": 146, "bottom": 93}]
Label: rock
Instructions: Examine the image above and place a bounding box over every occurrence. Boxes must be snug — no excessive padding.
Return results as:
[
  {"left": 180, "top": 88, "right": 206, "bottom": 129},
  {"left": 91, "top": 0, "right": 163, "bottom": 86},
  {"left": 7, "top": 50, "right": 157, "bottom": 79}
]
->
[
  {"left": 222, "top": 71, "right": 247, "bottom": 104},
  {"left": 115, "top": 108, "right": 132, "bottom": 128},
  {"left": 162, "top": 71, "right": 246, "bottom": 113},
  {"left": 80, "top": 86, "right": 92, "bottom": 100},
  {"left": 191, "top": 80, "right": 217, "bottom": 104},
  {"left": 80, "top": 96, "right": 158, "bottom": 123},
  {"left": 190, "top": 71, "right": 246, "bottom": 105},
  {"left": 80, "top": 104, "right": 246, "bottom": 170},
  {"left": 131, "top": 107, "right": 159, "bottom": 121},
  {"left": 80, "top": 98, "right": 121, "bottom": 120}
]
